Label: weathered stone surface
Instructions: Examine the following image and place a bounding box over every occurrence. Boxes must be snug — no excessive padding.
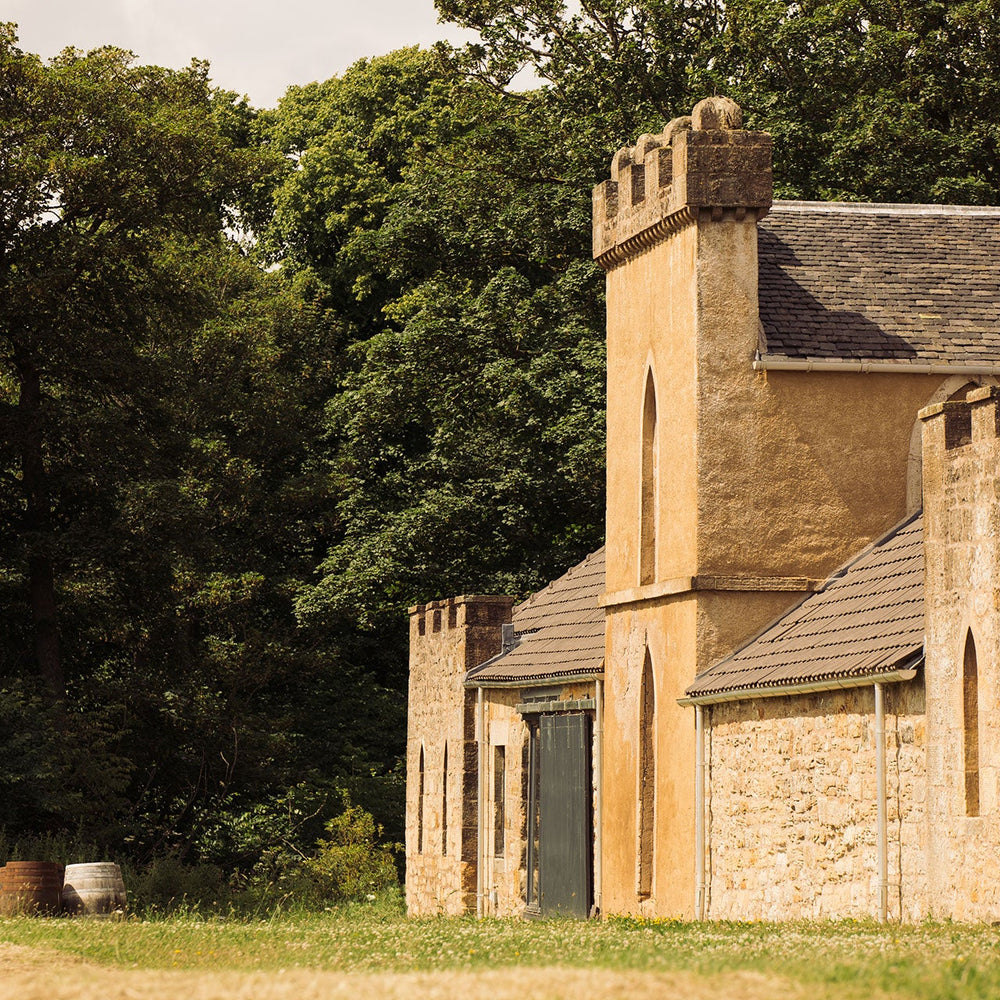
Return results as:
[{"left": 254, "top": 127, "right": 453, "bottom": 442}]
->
[
  {"left": 706, "top": 686, "right": 927, "bottom": 921},
  {"left": 405, "top": 596, "right": 512, "bottom": 916},
  {"left": 922, "top": 387, "right": 1000, "bottom": 920},
  {"left": 592, "top": 98, "right": 772, "bottom": 269}
]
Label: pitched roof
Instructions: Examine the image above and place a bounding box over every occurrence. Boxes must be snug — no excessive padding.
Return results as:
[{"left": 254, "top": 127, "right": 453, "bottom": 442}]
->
[
  {"left": 466, "top": 547, "right": 605, "bottom": 686},
  {"left": 758, "top": 202, "right": 1000, "bottom": 365},
  {"left": 684, "top": 513, "right": 924, "bottom": 703}
]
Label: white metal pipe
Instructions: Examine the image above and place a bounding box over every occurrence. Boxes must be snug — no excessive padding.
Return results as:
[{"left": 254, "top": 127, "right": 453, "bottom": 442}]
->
[
  {"left": 875, "top": 683, "right": 888, "bottom": 923},
  {"left": 695, "top": 705, "right": 706, "bottom": 920},
  {"left": 753, "top": 357, "right": 1000, "bottom": 377},
  {"left": 594, "top": 679, "right": 603, "bottom": 916},
  {"left": 476, "top": 686, "right": 485, "bottom": 919}
]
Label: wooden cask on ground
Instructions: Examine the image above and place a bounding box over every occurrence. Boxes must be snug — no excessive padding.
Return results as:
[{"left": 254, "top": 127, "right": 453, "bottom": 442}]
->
[
  {"left": 0, "top": 861, "right": 64, "bottom": 916},
  {"left": 61, "top": 862, "right": 127, "bottom": 915}
]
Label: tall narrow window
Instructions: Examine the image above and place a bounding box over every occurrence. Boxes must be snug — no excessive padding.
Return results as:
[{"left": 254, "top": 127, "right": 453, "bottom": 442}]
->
[
  {"left": 494, "top": 745, "right": 506, "bottom": 858},
  {"left": 638, "top": 651, "right": 656, "bottom": 899},
  {"left": 640, "top": 370, "right": 658, "bottom": 585},
  {"left": 441, "top": 743, "right": 449, "bottom": 856},
  {"left": 417, "top": 746, "right": 425, "bottom": 853},
  {"left": 964, "top": 630, "right": 980, "bottom": 817}
]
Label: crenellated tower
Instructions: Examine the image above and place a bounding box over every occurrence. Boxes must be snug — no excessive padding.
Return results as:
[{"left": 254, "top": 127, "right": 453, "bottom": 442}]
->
[{"left": 921, "top": 387, "right": 1000, "bottom": 919}]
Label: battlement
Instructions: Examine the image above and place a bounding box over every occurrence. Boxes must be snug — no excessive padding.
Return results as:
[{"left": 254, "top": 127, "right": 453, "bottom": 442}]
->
[
  {"left": 593, "top": 97, "right": 772, "bottom": 270},
  {"left": 409, "top": 595, "right": 514, "bottom": 637},
  {"left": 919, "top": 385, "right": 1000, "bottom": 450}
]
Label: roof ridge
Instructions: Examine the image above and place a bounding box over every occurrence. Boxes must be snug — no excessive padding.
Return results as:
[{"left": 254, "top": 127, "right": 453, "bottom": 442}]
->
[{"left": 772, "top": 200, "right": 1000, "bottom": 217}]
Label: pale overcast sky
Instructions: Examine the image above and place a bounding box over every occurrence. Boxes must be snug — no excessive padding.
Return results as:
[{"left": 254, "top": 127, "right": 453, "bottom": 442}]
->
[{"left": 6, "top": 0, "right": 478, "bottom": 108}]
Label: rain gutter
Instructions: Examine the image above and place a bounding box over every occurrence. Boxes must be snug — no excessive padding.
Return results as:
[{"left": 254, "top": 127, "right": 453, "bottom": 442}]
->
[
  {"left": 753, "top": 356, "right": 1000, "bottom": 377},
  {"left": 677, "top": 665, "right": 919, "bottom": 707},
  {"left": 875, "top": 682, "right": 888, "bottom": 923}
]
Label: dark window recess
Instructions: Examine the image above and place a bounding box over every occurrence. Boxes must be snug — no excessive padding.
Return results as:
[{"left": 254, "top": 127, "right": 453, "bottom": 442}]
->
[
  {"left": 640, "top": 369, "right": 658, "bottom": 585},
  {"left": 964, "top": 631, "right": 980, "bottom": 817},
  {"left": 638, "top": 652, "right": 655, "bottom": 899},
  {"left": 494, "top": 745, "right": 506, "bottom": 858},
  {"left": 418, "top": 746, "right": 425, "bottom": 854},
  {"left": 442, "top": 743, "right": 449, "bottom": 856}
]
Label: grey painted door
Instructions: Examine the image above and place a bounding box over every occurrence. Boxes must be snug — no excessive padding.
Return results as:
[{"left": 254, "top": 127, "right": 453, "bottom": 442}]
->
[{"left": 539, "top": 712, "right": 592, "bottom": 918}]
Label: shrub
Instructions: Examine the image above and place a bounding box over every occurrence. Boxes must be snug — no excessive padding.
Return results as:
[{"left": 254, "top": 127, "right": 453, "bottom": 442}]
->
[{"left": 302, "top": 796, "right": 399, "bottom": 903}]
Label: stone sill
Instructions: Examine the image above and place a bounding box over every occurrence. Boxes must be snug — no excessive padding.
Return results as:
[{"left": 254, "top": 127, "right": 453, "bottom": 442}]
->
[{"left": 599, "top": 574, "right": 821, "bottom": 609}]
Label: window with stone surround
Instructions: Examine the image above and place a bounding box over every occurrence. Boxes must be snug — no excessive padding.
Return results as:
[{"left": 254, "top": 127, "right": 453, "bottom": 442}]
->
[
  {"left": 964, "top": 630, "right": 980, "bottom": 817},
  {"left": 640, "top": 369, "right": 658, "bottom": 586}
]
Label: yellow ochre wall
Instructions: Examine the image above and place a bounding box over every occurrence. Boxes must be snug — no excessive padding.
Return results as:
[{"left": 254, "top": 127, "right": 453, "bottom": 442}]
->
[{"left": 597, "top": 99, "right": 954, "bottom": 916}]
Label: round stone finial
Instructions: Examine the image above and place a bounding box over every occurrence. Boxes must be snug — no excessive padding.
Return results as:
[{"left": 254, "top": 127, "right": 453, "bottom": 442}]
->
[{"left": 692, "top": 96, "right": 743, "bottom": 131}]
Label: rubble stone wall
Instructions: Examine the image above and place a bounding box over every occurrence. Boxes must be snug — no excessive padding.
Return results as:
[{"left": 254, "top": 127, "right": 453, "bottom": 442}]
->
[
  {"left": 706, "top": 683, "right": 927, "bottom": 921},
  {"left": 405, "top": 596, "right": 512, "bottom": 915}
]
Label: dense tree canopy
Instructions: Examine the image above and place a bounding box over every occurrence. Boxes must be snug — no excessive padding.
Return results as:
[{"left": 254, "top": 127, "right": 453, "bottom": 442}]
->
[{"left": 5, "top": 2, "right": 1000, "bottom": 895}]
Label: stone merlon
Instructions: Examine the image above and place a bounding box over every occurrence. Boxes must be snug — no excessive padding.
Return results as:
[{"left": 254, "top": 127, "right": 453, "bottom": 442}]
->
[{"left": 592, "top": 97, "right": 772, "bottom": 270}]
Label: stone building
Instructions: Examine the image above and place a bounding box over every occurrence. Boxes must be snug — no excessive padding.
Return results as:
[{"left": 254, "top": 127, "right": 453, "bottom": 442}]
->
[{"left": 405, "top": 97, "right": 1000, "bottom": 921}]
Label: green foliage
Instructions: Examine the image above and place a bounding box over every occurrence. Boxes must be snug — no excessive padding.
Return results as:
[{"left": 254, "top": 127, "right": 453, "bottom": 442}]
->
[
  {"left": 0, "top": 27, "right": 404, "bottom": 873},
  {"left": 302, "top": 796, "right": 400, "bottom": 902},
  {"left": 437, "top": 0, "right": 1000, "bottom": 205}
]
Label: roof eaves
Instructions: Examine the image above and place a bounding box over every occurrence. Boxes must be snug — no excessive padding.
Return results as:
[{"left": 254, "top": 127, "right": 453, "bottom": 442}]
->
[
  {"left": 464, "top": 666, "right": 605, "bottom": 690},
  {"left": 678, "top": 653, "right": 922, "bottom": 707}
]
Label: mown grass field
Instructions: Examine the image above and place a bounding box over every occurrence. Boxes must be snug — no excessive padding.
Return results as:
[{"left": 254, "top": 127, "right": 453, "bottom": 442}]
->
[{"left": 2, "top": 896, "right": 1000, "bottom": 999}]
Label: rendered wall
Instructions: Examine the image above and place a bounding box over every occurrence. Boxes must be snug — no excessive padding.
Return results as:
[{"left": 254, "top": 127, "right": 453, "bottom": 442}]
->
[
  {"left": 706, "top": 684, "right": 927, "bottom": 921},
  {"left": 596, "top": 100, "right": 954, "bottom": 918}
]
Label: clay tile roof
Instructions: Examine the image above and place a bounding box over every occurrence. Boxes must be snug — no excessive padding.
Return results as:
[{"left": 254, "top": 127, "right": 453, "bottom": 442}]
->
[
  {"left": 466, "top": 547, "right": 605, "bottom": 685},
  {"left": 684, "top": 512, "right": 924, "bottom": 702},
  {"left": 759, "top": 202, "right": 1000, "bottom": 365}
]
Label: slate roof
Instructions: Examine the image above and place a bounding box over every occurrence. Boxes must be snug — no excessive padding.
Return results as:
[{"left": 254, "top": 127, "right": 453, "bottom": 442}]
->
[
  {"left": 467, "top": 547, "right": 606, "bottom": 685},
  {"left": 684, "top": 513, "right": 924, "bottom": 703},
  {"left": 758, "top": 202, "right": 1000, "bottom": 364}
]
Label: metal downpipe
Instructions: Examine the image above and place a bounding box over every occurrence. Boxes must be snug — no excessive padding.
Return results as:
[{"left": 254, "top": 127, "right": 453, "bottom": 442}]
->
[
  {"left": 594, "top": 679, "right": 604, "bottom": 916},
  {"left": 476, "top": 686, "right": 485, "bottom": 919},
  {"left": 875, "top": 683, "right": 888, "bottom": 922},
  {"left": 695, "top": 705, "right": 706, "bottom": 920}
]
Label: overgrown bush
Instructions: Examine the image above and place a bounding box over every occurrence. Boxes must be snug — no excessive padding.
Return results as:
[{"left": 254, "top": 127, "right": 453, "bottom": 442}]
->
[{"left": 302, "top": 796, "right": 400, "bottom": 902}]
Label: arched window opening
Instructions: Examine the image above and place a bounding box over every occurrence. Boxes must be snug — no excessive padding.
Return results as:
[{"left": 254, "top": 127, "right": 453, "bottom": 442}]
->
[
  {"left": 417, "top": 746, "right": 425, "bottom": 853},
  {"left": 638, "top": 650, "right": 656, "bottom": 899},
  {"left": 964, "top": 631, "right": 980, "bottom": 817},
  {"left": 442, "top": 743, "right": 449, "bottom": 856},
  {"left": 640, "top": 370, "right": 659, "bottom": 586}
]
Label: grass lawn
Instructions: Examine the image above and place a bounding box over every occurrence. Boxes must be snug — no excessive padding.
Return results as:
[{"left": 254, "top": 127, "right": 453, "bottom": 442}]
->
[{"left": 2, "top": 897, "right": 1000, "bottom": 998}]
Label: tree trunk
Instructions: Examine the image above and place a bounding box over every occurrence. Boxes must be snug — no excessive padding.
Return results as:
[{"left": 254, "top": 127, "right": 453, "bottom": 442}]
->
[{"left": 15, "top": 349, "right": 65, "bottom": 700}]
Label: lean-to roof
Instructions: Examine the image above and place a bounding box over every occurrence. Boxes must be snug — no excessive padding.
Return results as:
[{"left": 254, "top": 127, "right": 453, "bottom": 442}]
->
[
  {"left": 684, "top": 513, "right": 924, "bottom": 704},
  {"left": 758, "top": 202, "right": 1000, "bottom": 366},
  {"left": 466, "top": 547, "right": 605, "bottom": 686}
]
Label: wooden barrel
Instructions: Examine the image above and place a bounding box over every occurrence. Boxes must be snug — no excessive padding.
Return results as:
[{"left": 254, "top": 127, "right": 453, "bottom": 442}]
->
[
  {"left": 0, "top": 861, "right": 63, "bottom": 916},
  {"left": 61, "top": 862, "right": 127, "bottom": 916}
]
